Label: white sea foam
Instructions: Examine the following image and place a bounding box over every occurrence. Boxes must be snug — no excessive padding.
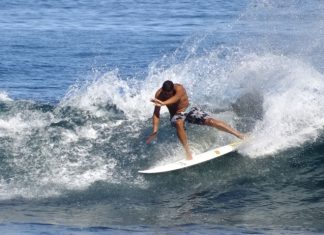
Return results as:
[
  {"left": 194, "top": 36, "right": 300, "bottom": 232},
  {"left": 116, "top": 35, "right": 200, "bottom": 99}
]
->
[
  {"left": 0, "top": 111, "right": 50, "bottom": 138},
  {"left": 0, "top": 91, "right": 12, "bottom": 102},
  {"left": 61, "top": 70, "right": 155, "bottom": 119},
  {"left": 0, "top": 114, "right": 29, "bottom": 134},
  {"left": 233, "top": 55, "right": 324, "bottom": 157}
]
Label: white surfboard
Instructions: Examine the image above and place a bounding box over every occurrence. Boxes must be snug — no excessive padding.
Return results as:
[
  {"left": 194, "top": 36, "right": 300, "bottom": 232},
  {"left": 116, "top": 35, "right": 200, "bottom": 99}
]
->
[{"left": 138, "top": 140, "right": 243, "bottom": 174}]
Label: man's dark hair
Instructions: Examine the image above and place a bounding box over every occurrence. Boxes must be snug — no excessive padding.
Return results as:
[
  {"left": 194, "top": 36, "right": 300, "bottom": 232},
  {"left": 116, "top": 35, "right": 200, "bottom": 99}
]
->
[{"left": 162, "top": 80, "right": 174, "bottom": 92}]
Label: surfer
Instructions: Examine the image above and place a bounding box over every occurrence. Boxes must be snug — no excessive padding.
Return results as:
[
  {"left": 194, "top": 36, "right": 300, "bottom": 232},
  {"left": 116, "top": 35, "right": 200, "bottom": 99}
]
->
[{"left": 146, "top": 80, "right": 245, "bottom": 160}]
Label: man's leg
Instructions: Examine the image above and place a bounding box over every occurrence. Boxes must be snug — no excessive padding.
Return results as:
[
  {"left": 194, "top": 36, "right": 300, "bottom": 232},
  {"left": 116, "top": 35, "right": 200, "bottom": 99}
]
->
[
  {"left": 204, "top": 118, "right": 245, "bottom": 139},
  {"left": 174, "top": 120, "right": 193, "bottom": 160}
]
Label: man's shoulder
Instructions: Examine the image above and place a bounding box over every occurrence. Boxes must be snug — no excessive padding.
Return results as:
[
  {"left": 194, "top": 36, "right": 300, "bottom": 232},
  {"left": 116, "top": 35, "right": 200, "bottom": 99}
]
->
[
  {"left": 155, "top": 88, "right": 162, "bottom": 97},
  {"left": 174, "top": 83, "right": 184, "bottom": 88},
  {"left": 174, "top": 83, "right": 186, "bottom": 92}
]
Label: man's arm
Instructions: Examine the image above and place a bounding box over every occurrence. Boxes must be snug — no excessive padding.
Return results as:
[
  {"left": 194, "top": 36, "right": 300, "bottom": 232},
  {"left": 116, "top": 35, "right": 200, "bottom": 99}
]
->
[
  {"left": 152, "top": 106, "right": 160, "bottom": 133},
  {"left": 151, "top": 85, "right": 184, "bottom": 106},
  {"left": 146, "top": 106, "right": 160, "bottom": 144}
]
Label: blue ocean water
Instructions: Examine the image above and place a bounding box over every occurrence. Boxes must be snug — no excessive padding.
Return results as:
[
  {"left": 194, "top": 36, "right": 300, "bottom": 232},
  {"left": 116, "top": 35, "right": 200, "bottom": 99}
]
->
[{"left": 1, "top": 0, "right": 324, "bottom": 234}]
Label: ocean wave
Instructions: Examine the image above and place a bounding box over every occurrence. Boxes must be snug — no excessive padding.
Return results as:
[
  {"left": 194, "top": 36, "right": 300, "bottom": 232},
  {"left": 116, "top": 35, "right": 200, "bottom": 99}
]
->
[{"left": 1, "top": 33, "right": 324, "bottom": 200}]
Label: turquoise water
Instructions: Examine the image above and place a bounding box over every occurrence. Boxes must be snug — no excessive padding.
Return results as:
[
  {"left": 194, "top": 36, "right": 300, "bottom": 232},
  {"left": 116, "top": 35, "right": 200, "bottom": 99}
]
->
[{"left": 1, "top": 0, "right": 324, "bottom": 234}]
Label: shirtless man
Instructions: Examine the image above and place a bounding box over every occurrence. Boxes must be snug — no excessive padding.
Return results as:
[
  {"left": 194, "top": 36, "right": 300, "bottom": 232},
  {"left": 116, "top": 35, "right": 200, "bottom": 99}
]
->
[{"left": 146, "top": 80, "right": 244, "bottom": 160}]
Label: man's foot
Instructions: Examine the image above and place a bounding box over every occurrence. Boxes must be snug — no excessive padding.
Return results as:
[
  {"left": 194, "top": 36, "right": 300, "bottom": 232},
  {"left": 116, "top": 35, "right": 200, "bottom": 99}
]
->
[
  {"left": 237, "top": 133, "right": 247, "bottom": 140},
  {"left": 238, "top": 133, "right": 245, "bottom": 140},
  {"left": 185, "top": 150, "right": 193, "bottom": 160}
]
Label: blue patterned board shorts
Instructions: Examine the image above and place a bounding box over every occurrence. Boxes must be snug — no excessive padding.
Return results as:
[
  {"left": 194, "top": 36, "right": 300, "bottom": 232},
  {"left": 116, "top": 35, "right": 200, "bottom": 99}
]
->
[{"left": 170, "top": 107, "right": 211, "bottom": 127}]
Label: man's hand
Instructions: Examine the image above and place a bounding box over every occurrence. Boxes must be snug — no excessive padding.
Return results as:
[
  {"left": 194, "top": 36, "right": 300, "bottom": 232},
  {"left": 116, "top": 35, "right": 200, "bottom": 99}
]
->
[
  {"left": 150, "top": 98, "right": 164, "bottom": 107},
  {"left": 146, "top": 131, "right": 158, "bottom": 144}
]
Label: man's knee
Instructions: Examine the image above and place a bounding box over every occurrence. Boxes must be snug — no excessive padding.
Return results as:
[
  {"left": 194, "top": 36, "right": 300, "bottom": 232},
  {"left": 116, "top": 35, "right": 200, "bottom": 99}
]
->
[
  {"left": 204, "top": 118, "right": 214, "bottom": 126},
  {"left": 174, "top": 120, "right": 185, "bottom": 129},
  {"left": 204, "top": 118, "right": 222, "bottom": 127}
]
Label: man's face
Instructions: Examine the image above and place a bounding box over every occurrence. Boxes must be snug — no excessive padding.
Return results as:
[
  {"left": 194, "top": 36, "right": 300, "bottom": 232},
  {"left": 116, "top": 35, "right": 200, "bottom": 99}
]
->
[{"left": 162, "top": 89, "right": 174, "bottom": 98}]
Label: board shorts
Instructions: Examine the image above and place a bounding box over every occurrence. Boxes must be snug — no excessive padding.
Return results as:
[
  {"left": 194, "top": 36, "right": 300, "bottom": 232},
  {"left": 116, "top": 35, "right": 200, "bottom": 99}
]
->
[{"left": 170, "top": 107, "right": 211, "bottom": 127}]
